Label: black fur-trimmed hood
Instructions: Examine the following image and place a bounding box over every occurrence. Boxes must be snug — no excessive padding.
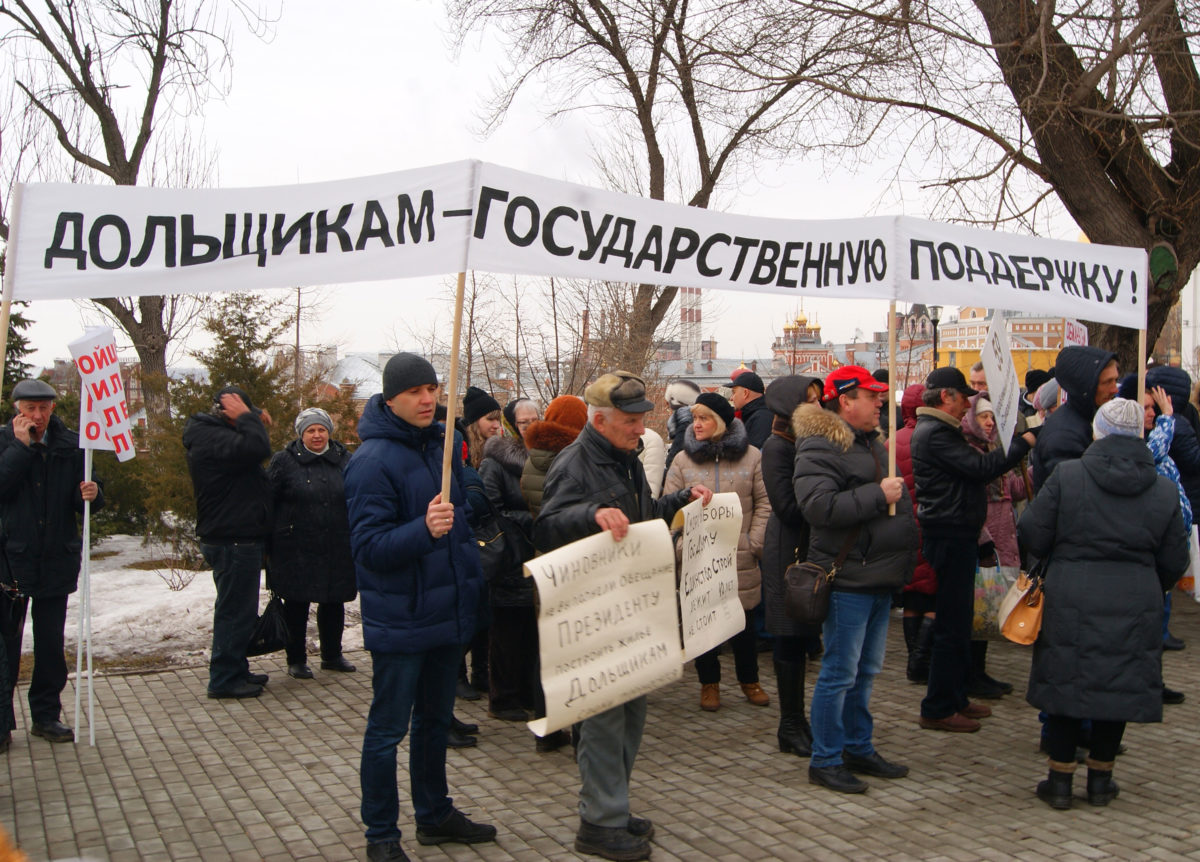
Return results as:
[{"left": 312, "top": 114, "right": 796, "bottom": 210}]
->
[
  {"left": 482, "top": 433, "right": 529, "bottom": 477},
  {"left": 681, "top": 417, "right": 749, "bottom": 462}
]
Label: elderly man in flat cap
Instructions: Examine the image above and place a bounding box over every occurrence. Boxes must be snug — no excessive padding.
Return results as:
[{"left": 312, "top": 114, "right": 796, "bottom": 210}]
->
[
  {"left": 534, "top": 370, "right": 712, "bottom": 862},
  {"left": 0, "top": 379, "right": 102, "bottom": 749}
]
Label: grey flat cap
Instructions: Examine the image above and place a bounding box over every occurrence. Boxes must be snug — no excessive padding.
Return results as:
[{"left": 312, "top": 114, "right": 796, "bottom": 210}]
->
[{"left": 11, "top": 379, "right": 57, "bottom": 401}]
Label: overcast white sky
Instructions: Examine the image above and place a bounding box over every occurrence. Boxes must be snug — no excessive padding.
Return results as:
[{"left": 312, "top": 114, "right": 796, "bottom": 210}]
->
[{"left": 17, "top": 0, "right": 1079, "bottom": 372}]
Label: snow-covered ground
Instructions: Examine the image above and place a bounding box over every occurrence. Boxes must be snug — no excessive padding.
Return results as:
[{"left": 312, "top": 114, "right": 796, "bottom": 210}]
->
[{"left": 20, "top": 534, "right": 364, "bottom": 671}]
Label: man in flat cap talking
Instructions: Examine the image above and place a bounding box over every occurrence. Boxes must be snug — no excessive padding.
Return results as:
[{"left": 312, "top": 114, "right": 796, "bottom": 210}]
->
[
  {"left": 0, "top": 379, "right": 102, "bottom": 748},
  {"left": 535, "top": 371, "right": 712, "bottom": 862}
]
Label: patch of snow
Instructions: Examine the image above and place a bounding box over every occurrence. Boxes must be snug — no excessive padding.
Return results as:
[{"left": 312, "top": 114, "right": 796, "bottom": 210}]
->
[{"left": 20, "top": 534, "right": 364, "bottom": 670}]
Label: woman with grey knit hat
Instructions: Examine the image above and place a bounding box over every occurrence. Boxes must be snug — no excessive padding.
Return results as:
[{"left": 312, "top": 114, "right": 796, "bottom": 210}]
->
[
  {"left": 267, "top": 407, "right": 358, "bottom": 679},
  {"left": 1018, "top": 397, "right": 1189, "bottom": 809}
]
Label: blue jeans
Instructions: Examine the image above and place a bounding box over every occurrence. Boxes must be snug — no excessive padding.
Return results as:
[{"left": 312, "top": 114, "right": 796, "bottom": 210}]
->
[
  {"left": 360, "top": 645, "right": 459, "bottom": 843},
  {"left": 810, "top": 591, "right": 891, "bottom": 768},
  {"left": 201, "top": 542, "right": 262, "bottom": 693}
]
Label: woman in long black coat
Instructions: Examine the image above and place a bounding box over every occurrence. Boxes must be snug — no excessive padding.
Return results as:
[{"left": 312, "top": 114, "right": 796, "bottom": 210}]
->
[
  {"left": 1018, "top": 397, "right": 1189, "bottom": 809},
  {"left": 478, "top": 432, "right": 536, "bottom": 722},
  {"left": 760, "top": 375, "right": 822, "bottom": 757},
  {"left": 267, "top": 408, "right": 357, "bottom": 679}
]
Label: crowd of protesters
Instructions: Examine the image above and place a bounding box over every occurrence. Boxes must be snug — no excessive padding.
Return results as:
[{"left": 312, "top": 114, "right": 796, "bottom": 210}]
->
[{"left": 1, "top": 341, "right": 1194, "bottom": 862}]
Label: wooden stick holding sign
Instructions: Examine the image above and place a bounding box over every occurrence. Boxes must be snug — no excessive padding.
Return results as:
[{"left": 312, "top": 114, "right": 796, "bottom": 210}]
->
[
  {"left": 440, "top": 271, "right": 468, "bottom": 501},
  {"left": 887, "top": 301, "right": 898, "bottom": 516}
]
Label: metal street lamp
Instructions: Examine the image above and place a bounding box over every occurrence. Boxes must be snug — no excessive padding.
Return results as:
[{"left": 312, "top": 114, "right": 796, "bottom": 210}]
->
[{"left": 929, "top": 305, "right": 943, "bottom": 366}]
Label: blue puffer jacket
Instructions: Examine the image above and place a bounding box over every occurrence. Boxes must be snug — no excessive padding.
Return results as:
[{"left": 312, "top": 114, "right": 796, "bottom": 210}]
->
[{"left": 344, "top": 394, "right": 484, "bottom": 654}]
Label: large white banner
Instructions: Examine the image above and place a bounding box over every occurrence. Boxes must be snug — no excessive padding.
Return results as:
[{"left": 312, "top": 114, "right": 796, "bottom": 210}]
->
[
  {"left": 672, "top": 494, "right": 745, "bottom": 661},
  {"left": 9, "top": 161, "right": 476, "bottom": 301},
  {"left": 526, "top": 521, "right": 682, "bottom": 737},
  {"left": 898, "top": 218, "right": 1144, "bottom": 330},
  {"left": 981, "top": 314, "right": 1020, "bottom": 454},
  {"left": 8, "top": 160, "right": 1148, "bottom": 329},
  {"left": 469, "top": 162, "right": 897, "bottom": 303}
]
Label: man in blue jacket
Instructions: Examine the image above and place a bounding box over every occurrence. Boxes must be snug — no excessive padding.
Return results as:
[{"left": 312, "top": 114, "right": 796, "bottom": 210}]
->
[{"left": 345, "top": 353, "right": 495, "bottom": 862}]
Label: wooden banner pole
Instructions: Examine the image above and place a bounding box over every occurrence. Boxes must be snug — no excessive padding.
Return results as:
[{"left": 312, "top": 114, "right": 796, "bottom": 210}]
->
[
  {"left": 441, "top": 272, "right": 468, "bottom": 502},
  {"left": 887, "top": 302, "right": 898, "bottom": 516}
]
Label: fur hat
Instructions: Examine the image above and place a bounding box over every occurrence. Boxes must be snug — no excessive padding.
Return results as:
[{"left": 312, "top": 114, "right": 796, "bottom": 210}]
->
[
  {"left": 665, "top": 379, "right": 701, "bottom": 409},
  {"left": 544, "top": 394, "right": 588, "bottom": 431}
]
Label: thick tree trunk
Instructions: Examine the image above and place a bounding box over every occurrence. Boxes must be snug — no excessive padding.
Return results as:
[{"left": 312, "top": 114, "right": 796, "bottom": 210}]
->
[{"left": 93, "top": 296, "right": 171, "bottom": 435}]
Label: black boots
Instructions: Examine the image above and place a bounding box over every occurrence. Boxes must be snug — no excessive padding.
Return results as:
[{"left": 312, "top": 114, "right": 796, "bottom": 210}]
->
[
  {"left": 774, "top": 659, "right": 812, "bottom": 757},
  {"left": 1085, "top": 758, "right": 1120, "bottom": 806},
  {"left": 1036, "top": 760, "right": 1076, "bottom": 809},
  {"left": 967, "top": 639, "right": 1011, "bottom": 698},
  {"left": 903, "top": 616, "right": 933, "bottom": 683}
]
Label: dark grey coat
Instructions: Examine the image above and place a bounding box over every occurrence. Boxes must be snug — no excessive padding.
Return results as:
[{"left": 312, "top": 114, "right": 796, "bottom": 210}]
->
[
  {"left": 1018, "top": 434, "right": 1189, "bottom": 723},
  {"left": 761, "top": 421, "right": 818, "bottom": 637},
  {"left": 0, "top": 414, "right": 103, "bottom": 598},
  {"left": 792, "top": 404, "right": 916, "bottom": 593},
  {"left": 267, "top": 439, "right": 357, "bottom": 604}
]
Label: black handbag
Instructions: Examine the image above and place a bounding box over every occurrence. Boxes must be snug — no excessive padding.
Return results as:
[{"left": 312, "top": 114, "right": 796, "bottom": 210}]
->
[
  {"left": 246, "top": 592, "right": 289, "bottom": 657},
  {"left": 783, "top": 527, "right": 860, "bottom": 626},
  {"left": 474, "top": 499, "right": 534, "bottom": 579}
]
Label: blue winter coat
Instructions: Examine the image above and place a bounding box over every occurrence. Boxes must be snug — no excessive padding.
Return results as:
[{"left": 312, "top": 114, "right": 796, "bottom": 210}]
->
[{"left": 344, "top": 394, "right": 484, "bottom": 653}]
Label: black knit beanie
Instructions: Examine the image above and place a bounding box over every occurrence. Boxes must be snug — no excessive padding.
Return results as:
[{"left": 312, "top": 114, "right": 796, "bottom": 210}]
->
[
  {"left": 462, "top": 386, "right": 501, "bottom": 426},
  {"left": 694, "top": 391, "right": 735, "bottom": 428},
  {"left": 383, "top": 353, "right": 438, "bottom": 401}
]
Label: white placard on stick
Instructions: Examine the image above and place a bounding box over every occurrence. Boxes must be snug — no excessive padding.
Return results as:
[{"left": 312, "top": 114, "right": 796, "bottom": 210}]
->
[
  {"left": 981, "top": 314, "right": 1020, "bottom": 454},
  {"left": 69, "top": 326, "right": 135, "bottom": 461},
  {"left": 672, "top": 493, "right": 745, "bottom": 661},
  {"left": 526, "top": 521, "right": 682, "bottom": 737}
]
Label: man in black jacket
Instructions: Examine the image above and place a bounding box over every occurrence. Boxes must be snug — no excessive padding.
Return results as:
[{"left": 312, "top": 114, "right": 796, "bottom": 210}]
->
[
  {"left": 912, "top": 368, "right": 1036, "bottom": 733},
  {"left": 535, "top": 370, "right": 710, "bottom": 862},
  {"left": 183, "top": 385, "right": 273, "bottom": 699},
  {"left": 732, "top": 370, "right": 772, "bottom": 449},
  {"left": 0, "top": 379, "right": 102, "bottom": 747}
]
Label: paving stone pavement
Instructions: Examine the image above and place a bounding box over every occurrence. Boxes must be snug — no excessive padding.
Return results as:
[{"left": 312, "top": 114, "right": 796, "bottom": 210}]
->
[{"left": 3, "top": 599, "right": 1199, "bottom": 862}]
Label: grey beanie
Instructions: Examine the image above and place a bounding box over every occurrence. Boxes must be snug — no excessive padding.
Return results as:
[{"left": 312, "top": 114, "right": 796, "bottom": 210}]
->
[
  {"left": 294, "top": 407, "right": 334, "bottom": 437},
  {"left": 1034, "top": 379, "right": 1062, "bottom": 412},
  {"left": 383, "top": 353, "right": 438, "bottom": 401},
  {"left": 1093, "top": 397, "right": 1143, "bottom": 440}
]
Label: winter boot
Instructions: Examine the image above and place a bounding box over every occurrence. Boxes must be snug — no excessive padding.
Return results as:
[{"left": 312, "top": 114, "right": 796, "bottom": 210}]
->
[
  {"left": 906, "top": 617, "right": 933, "bottom": 683},
  {"left": 774, "top": 659, "right": 812, "bottom": 757},
  {"left": 967, "top": 640, "right": 1006, "bottom": 698},
  {"left": 1036, "top": 760, "right": 1076, "bottom": 810},
  {"left": 1085, "top": 758, "right": 1120, "bottom": 806}
]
